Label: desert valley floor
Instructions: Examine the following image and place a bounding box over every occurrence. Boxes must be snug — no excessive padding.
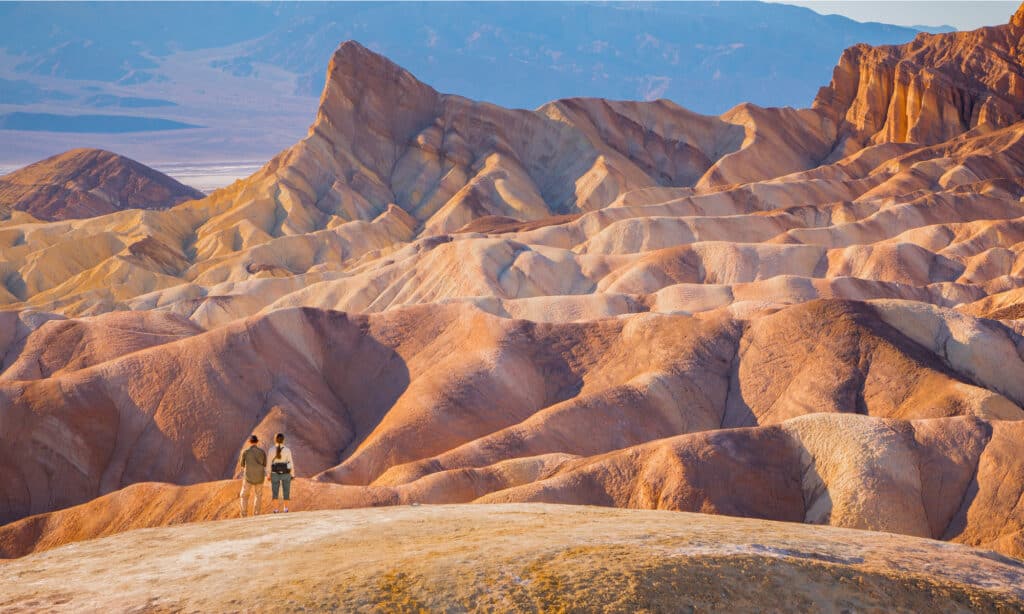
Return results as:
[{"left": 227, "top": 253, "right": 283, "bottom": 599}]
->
[{"left": 3, "top": 3, "right": 1024, "bottom": 611}]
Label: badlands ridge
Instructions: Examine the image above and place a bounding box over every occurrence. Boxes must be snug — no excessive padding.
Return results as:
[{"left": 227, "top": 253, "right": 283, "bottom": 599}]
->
[{"left": 1, "top": 5, "right": 1024, "bottom": 601}]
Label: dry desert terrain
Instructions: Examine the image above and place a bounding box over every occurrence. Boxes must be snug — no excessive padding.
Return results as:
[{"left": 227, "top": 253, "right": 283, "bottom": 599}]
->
[{"left": 4, "top": 3, "right": 1024, "bottom": 610}]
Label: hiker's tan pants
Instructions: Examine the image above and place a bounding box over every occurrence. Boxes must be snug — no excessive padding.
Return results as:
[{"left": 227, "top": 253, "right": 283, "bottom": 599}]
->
[{"left": 239, "top": 479, "right": 264, "bottom": 517}]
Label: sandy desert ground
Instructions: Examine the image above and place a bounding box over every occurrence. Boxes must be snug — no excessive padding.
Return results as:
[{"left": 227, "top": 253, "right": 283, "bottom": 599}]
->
[{"left": 2, "top": 504, "right": 1023, "bottom": 613}]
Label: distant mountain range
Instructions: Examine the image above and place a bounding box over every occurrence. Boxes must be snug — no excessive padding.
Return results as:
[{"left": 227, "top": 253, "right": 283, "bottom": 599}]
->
[{"left": 0, "top": 1, "right": 949, "bottom": 165}]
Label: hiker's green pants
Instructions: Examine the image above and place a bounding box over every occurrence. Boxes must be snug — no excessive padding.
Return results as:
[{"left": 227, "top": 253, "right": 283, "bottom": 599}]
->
[{"left": 271, "top": 472, "right": 292, "bottom": 500}]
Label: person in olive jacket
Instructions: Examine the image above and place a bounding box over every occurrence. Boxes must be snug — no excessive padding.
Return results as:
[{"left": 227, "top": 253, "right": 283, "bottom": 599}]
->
[{"left": 238, "top": 434, "right": 267, "bottom": 517}]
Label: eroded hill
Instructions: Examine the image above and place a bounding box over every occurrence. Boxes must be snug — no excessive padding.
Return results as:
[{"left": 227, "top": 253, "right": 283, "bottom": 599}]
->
[{"left": 0, "top": 148, "right": 202, "bottom": 221}]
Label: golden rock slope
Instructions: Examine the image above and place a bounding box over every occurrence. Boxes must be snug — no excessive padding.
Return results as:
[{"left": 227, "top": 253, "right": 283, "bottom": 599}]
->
[{"left": 4, "top": 2, "right": 1024, "bottom": 573}]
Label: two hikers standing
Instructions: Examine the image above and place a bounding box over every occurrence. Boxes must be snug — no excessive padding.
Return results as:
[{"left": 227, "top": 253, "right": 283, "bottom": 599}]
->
[{"left": 238, "top": 432, "right": 295, "bottom": 517}]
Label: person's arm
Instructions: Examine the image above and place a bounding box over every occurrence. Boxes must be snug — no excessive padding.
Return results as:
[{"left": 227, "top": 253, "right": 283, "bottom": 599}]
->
[{"left": 288, "top": 447, "right": 295, "bottom": 477}]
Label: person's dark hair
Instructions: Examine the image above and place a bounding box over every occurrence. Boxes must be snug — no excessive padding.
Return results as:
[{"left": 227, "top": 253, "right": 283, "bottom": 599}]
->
[
  {"left": 275, "top": 433, "right": 285, "bottom": 459},
  {"left": 249, "top": 434, "right": 259, "bottom": 444}
]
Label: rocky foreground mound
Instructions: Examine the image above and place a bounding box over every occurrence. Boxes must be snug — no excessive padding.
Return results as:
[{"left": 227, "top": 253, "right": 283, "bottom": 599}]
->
[
  {"left": 0, "top": 148, "right": 202, "bottom": 221},
  {"left": 0, "top": 505, "right": 1021, "bottom": 613}
]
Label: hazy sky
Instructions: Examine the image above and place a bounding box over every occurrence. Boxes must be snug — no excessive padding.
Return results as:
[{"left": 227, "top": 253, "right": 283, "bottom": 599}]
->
[{"left": 773, "top": 1, "right": 1018, "bottom": 30}]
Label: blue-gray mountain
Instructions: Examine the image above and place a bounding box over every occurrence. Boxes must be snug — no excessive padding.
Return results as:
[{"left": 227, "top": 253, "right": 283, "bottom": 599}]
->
[{"left": 0, "top": 2, "right": 932, "bottom": 114}]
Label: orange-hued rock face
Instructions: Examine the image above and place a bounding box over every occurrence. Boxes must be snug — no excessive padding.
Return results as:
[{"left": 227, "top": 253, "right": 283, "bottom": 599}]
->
[
  {"left": 814, "top": 9, "right": 1024, "bottom": 154},
  {"left": 4, "top": 3, "right": 1024, "bottom": 576},
  {"left": 0, "top": 148, "right": 203, "bottom": 221}
]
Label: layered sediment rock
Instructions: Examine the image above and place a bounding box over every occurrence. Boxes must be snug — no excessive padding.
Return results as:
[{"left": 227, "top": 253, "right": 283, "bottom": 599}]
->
[{"left": 1, "top": 301, "right": 1022, "bottom": 560}]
